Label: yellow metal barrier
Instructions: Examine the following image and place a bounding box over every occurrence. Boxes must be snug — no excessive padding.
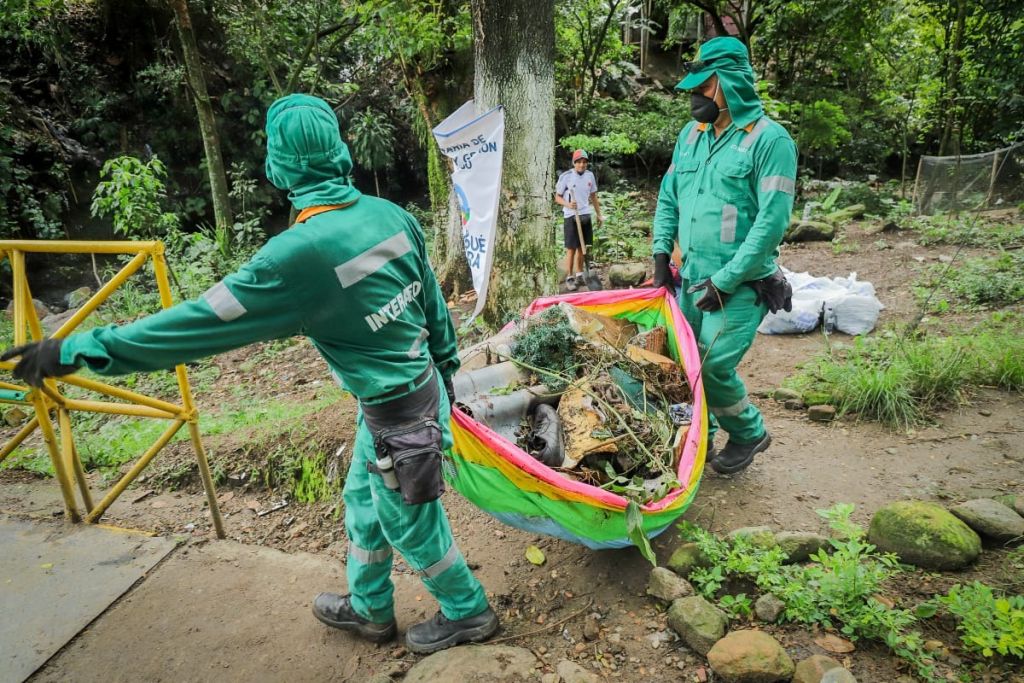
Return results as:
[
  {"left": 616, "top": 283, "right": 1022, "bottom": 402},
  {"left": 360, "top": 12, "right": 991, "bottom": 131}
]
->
[{"left": 0, "top": 240, "right": 225, "bottom": 538}]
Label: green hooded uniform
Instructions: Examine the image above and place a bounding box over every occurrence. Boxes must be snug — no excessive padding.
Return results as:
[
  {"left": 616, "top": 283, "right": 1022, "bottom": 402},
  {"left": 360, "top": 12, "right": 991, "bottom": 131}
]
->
[
  {"left": 653, "top": 37, "right": 797, "bottom": 445},
  {"left": 59, "top": 94, "right": 489, "bottom": 624}
]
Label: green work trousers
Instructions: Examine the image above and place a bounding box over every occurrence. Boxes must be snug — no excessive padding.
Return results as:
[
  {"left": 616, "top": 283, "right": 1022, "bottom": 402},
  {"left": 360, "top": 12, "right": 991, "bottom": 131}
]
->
[
  {"left": 342, "top": 374, "right": 489, "bottom": 624},
  {"left": 678, "top": 281, "right": 768, "bottom": 445}
]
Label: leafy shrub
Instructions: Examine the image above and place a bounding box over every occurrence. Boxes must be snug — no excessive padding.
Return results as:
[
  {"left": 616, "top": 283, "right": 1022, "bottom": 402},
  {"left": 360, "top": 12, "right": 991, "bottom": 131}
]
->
[
  {"left": 936, "top": 582, "right": 1024, "bottom": 659},
  {"left": 91, "top": 155, "right": 180, "bottom": 239}
]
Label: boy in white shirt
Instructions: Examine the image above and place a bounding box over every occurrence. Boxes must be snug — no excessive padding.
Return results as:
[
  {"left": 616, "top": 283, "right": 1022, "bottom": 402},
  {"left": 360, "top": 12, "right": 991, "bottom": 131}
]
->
[{"left": 554, "top": 149, "right": 604, "bottom": 290}]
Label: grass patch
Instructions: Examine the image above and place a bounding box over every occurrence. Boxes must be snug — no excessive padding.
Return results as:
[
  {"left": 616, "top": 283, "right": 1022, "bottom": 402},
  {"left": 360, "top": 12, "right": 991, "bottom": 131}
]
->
[
  {"left": 916, "top": 252, "right": 1024, "bottom": 309},
  {"left": 912, "top": 214, "right": 1024, "bottom": 250},
  {"left": 2, "top": 384, "right": 345, "bottom": 484},
  {"left": 591, "top": 188, "right": 654, "bottom": 262},
  {"left": 785, "top": 315, "right": 1024, "bottom": 429}
]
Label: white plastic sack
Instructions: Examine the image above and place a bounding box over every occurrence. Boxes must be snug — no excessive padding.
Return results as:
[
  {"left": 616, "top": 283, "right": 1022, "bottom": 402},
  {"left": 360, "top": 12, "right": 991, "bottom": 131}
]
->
[{"left": 758, "top": 267, "right": 883, "bottom": 335}]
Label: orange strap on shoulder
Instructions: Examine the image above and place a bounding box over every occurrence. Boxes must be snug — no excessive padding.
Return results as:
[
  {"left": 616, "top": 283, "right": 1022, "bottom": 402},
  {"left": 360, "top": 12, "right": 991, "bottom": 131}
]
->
[{"left": 294, "top": 202, "right": 355, "bottom": 224}]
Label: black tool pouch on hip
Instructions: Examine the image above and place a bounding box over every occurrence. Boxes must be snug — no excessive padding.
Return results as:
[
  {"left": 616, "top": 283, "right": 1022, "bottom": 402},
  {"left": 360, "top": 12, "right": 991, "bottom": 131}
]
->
[
  {"left": 375, "top": 420, "right": 445, "bottom": 505},
  {"left": 362, "top": 373, "right": 445, "bottom": 505}
]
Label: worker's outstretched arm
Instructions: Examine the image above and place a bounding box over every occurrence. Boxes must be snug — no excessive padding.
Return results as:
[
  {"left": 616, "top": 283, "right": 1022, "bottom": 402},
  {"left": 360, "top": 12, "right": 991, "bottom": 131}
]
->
[{"left": 61, "top": 252, "right": 308, "bottom": 376}]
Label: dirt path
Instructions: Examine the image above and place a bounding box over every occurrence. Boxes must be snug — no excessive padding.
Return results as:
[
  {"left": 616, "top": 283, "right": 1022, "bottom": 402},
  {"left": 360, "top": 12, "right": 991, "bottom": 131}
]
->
[{"left": 4, "top": 220, "right": 1024, "bottom": 681}]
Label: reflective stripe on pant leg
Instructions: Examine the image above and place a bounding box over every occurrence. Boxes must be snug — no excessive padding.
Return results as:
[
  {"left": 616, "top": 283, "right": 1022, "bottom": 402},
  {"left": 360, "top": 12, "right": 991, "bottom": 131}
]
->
[
  {"left": 369, "top": 471, "right": 487, "bottom": 621},
  {"left": 709, "top": 395, "right": 750, "bottom": 418},
  {"left": 344, "top": 415, "right": 396, "bottom": 623}
]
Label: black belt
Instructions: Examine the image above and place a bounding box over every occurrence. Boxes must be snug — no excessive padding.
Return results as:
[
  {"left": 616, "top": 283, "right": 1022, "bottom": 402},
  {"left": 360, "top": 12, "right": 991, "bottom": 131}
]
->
[{"left": 363, "top": 364, "right": 434, "bottom": 405}]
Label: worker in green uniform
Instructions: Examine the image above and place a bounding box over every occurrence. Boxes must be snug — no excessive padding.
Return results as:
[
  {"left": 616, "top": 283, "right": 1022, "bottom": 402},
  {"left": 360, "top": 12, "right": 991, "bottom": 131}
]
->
[
  {"left": 2, "top": 94, "right": 498, "bottom": 654},
  {"left": 651, "top": 37, "right": 796, "bottom": 475}
]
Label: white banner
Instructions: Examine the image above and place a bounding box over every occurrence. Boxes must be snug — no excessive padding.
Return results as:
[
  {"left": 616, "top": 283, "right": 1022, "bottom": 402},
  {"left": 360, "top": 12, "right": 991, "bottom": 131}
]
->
[{"left": 433, "top": 101, "right": 504, "bottom": 321}]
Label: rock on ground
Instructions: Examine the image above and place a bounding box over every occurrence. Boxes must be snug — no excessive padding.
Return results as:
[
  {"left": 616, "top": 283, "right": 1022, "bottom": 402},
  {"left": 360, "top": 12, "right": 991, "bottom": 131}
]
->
[
  {"left": 647, "top": 566, "right": 694, "bottom": 603},
  {"left": 666, "top": 542, "right": 710, "bottom": 578},
  {"left": 607, "top": 262, "right": 648, "bottom": 287},
  {"left": 555, "top": 659, "right": 600, "bottom": 683},
  {"left": 868, "top": 501, "right": 981, "bottom": 570},
  {"left": 821, "top": 668, "right": 858, "bottom": 683},
  {"left": 667, "top": 595, "right": 729, "bottom": 656},
  {"left": 403, "top": 645, "right": 537, "bottom": 683},
  {"left": 775, "top": 531, "right": 830, "bottom": 563},
  {"left": 807, "top": 405, "right": 836, "bottom": 422},
  {"left": 728, "top": 526, "right": 777, "bottom": 549},
  {"left": 950, "top": 499, "right": 1024, "bottom": 544},
  {"left": 707, "top": 630, "right": 795, "bottom": 682},
  {"left": 754, "top": 593, "right": 785, "bottom": 623},
  {"left": 793, "top": 654, "right": 843, "bottom": 683}
]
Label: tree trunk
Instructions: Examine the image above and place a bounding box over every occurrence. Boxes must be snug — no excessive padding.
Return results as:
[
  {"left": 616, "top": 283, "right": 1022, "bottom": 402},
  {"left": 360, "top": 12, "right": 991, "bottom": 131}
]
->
[
  {"left": 169, "top": 0, "right": 232, "bottom": 240},
  {"left": 471, "top": 0, "right": 556, "bottom": 327},
  {"left": 938, "top": 0, "right": 966, "bottom": 156}
]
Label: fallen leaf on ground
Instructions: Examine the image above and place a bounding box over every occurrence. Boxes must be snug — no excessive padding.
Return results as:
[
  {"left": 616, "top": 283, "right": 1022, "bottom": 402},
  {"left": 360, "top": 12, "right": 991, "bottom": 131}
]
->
[
  {"left": 815, "top": 634, "right": 856, "bottom": 653},
  {"left": 525, "top": 545, "right": 546, "bottom": 566}
]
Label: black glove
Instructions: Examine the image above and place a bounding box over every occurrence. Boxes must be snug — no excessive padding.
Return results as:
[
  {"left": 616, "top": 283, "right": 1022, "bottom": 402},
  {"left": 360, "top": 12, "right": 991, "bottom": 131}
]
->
[
  {"left": 652, "top": 253, "right": 676, "bottom": 296},
  {"left": 688, "top": 279, "right": 729, "bottom": 312},
  {"left": 443, "top": 375, "right": 457, "bottom": 407},
  {"left": 746, "top": 269, "right": 793, "bottom": 314},
  {"left": 0, "top": 338, "right": 79, "bottom": 387}
]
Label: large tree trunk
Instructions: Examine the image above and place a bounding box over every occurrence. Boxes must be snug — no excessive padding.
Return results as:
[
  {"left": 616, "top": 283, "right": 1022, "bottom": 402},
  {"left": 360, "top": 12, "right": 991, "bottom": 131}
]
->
[
  {"left": 471, "top": 0, "right": 556, "bottom": 327},
  {"left": 168, "top": 0, "right": 232, "bottom": 241}
]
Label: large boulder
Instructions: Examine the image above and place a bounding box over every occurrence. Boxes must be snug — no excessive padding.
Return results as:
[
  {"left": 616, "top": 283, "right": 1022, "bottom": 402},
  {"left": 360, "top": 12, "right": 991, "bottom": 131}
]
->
[
  {"left": 403, "top": 645, "right": 537, "bottom": 683},
  {"left": 821, "top": 669, "right": 858, "bottom": 683},
  {"left": 607, "top": 262, "right": 648, "bottom": 287},
  {"left": 667, "top": 595, "right": 729, "bottom": 656},
  {"left": 555, "top": 659, "right": 599, "bottom": 683},
  {"left": 950, "top": 499, "right": 1024, "bottom": 544},
  {"left": 647, "top": 566, "right": 695, "bottom": 603},
  {"left": 868, "top": 501, "right": 981, "bottom": 570},
  {"left": 793, "top": 654, "right": 843, "bottom": 683},
  {"left": 666, "top": 542, "right": 710, "bottom": 578},
  {"left": 775, "top": 531, "right": 830, "bottom": 563},
  {"left": 707, "top": 630, "right": 795, "bottom": 682}
]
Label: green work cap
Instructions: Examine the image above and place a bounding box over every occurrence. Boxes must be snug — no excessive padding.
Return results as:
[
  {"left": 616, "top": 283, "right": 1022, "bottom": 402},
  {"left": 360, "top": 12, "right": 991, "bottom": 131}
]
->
[{"left": 675, "top": 36, "right": 751, "bottom": 91}]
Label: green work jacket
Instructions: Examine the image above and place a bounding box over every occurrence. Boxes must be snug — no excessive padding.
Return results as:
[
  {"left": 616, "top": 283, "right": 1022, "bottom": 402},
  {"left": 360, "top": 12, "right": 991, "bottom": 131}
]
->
[
  {"left": 60, "top": 199, "right": 459, "bottom": 401},
  {"left": 652, "top": 117, "right": 798, "bottom": 293}
]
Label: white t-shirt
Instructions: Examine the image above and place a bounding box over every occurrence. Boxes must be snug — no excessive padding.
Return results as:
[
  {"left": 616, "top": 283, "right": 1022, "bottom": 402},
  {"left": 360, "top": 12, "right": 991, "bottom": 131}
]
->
[{"left": 555, "top": 169, "right": 598, "bottom": 218}]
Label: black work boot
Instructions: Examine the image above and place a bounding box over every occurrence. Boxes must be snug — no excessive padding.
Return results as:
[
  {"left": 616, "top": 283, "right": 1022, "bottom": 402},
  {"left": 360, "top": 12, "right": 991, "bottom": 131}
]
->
[
  {"left": 312, "top": 593, "right": 397, "bottom": 643},
  {"left": 405, "top": 606, "right": 500, "bottom": 654},
  {"left": 710, "top": 432, "right": 771, "bottom": 474}
]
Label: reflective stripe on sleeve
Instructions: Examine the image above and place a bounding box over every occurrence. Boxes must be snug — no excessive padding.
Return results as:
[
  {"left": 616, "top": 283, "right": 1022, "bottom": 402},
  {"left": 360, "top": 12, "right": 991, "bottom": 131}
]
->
[
  {"left": 739, "top": 118, "right": 769, "bottom": 150},
  {"left": 710, "top": 396, "right": 749, "bottom": 418},
  {"left": 349, "top": 543, "right": 393, "bottom": 564},
  {"left": 407, "top": 327, "right": 430, "bottom": 359},
  {"left": 335, "top": 232, "right": 413, "bottom": 289},
  {"left": 720, "top": 204, "right": 738, "bottom": 244},
  {"left": 202, "top": 281, "right": 247, "bottom": 322},
  {"left": 686, "top": 125, "right": 701, "bottom": 145},
  {"left": 419, "top": 542, "right": 460, "bottom": 579},
  {"left": 760, "top": 175, "right": 796, "bottom": 194}
]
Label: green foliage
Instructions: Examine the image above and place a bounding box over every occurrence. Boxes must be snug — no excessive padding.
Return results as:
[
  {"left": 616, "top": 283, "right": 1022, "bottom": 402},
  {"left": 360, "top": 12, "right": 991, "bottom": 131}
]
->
[
  {"left": 935, "top": 582, "right": 1024, "bottom": 659},
  {"left": 796, "top": 100, "right": 852, "bottom": 167},
  {"left": 591, "top": 189, "right": 653, "bottom": 261},
  {"left": 919, "top": 252, "right": 1024, "bottom": 308},
  {"left": 786, "top": 315, "right": 1024, "bottom": 429},
  {"left": 911, "top": 215, "right": 1024, "bottom": 251},
  {"left": 348, "top": 108, "right": 396, "bottom": 173},
  {"left": 510, "top": 307, "right": 583, "bottom": 392},
  {"left": 626, "top": 499, "right": 656, "bottom": 566},
  {"left": 718, "top": 593, "right": 753, "bottom": 619},
  {"left": 559, "top": 132, "right": 637, "bottom": 157},
  {"left": 91, "top": 156, "right": 180, "bottom": 239},
  {"left": 679, "top": 504, "right": 936, "bottom": 680},
  {"left": 555, "top": 0, "right": 633, "bottom": 119}
]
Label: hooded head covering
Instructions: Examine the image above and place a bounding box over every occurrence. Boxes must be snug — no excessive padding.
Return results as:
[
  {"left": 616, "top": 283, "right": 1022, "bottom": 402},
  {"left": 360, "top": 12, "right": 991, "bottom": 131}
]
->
[
  {"left": 675, "top": 37, "right": 763, "bottom": 129},
  {"left": 264, "top": 94, "right": 362, "bottom": 209}
]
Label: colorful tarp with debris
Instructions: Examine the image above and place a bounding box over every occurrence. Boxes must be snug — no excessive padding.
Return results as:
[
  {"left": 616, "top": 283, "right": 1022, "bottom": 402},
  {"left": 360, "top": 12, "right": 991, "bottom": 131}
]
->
[{"left": 446, "top": 288, "right": 707, "bottom": 550}]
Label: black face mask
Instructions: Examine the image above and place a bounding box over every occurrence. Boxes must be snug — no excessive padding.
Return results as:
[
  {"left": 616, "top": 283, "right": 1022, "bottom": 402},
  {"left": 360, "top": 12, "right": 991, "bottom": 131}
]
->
[{"left": 690, "top": 81, "right": 727, "bottom": 124}]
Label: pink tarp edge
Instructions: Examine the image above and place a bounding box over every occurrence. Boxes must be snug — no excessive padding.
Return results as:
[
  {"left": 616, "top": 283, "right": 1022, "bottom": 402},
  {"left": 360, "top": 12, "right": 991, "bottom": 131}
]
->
[{"left": 454, "top": 286, "right": 704, "bottom": 513}]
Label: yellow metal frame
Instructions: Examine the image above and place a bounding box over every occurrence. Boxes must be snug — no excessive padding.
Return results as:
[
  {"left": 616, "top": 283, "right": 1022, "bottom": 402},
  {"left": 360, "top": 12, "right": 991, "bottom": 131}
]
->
[{"left": 0, "top": 240, "right": 224, "bottom": 537}]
